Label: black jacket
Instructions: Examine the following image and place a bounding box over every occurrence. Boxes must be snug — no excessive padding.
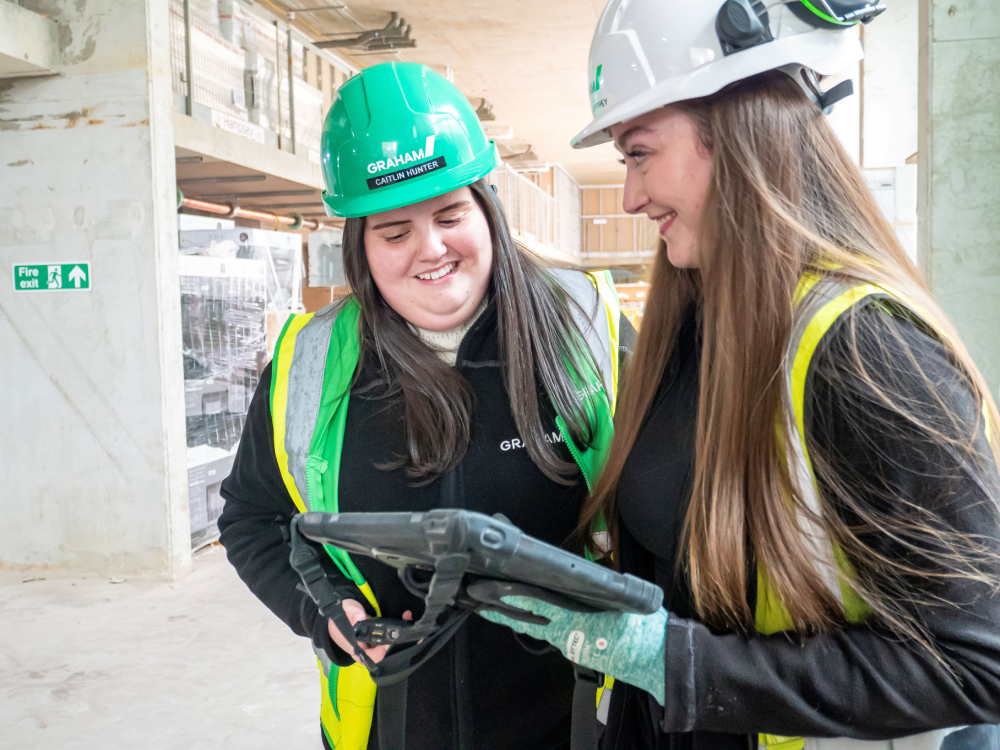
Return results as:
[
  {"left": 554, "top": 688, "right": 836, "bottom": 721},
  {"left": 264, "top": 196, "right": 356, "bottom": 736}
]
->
[
  {"left": 602, "top": 302, "right": 1000, "bottom": 750},
  {"left": 219, "top": 299, "right": 636, "bottom": 750}
]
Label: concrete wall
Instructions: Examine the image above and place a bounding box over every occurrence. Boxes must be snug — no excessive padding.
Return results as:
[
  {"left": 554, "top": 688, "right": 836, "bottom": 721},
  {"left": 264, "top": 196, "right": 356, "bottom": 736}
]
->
[
  {"left": 919, "top": 0, "right": 1000, "bottom": 398},
  {"left": 0, "top": 2, "right": 62, "bottom": 79},
  {"left": 0, "top": 0, "right": 189, "bottom": 578}
]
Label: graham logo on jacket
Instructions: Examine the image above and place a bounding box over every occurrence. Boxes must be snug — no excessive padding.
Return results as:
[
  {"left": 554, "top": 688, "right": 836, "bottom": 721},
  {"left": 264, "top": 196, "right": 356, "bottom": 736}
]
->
[{"left": 501, "top": 431, "right": 565, "bottom": 452}]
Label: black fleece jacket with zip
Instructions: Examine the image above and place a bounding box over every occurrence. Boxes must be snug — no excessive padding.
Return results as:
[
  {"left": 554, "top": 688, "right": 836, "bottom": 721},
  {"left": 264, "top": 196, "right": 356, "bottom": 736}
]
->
[
  {"left": 218, "top": 298, "right": 637, "bottom": 750},
  {"left": 601, "top": 302, "right": 1000, "bottom": 750}
]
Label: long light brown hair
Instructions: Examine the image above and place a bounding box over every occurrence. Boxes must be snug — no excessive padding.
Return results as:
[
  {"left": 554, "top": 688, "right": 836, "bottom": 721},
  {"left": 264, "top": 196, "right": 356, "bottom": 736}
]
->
[{"left": 580, "top": 72, "right": 1000, "bottom": 648}]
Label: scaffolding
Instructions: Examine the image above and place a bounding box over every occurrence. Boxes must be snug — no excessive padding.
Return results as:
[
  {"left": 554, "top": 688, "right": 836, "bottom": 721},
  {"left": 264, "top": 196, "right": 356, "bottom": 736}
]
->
[
  {"left": 169, "top": 0, "right": 354, "bottom": 156},
  {"left": 490, "top": 164, "right": 582, "bottom": 260}
]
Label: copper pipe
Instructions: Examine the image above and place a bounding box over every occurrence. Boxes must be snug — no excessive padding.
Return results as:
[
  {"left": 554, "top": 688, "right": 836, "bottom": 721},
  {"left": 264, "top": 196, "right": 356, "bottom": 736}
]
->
[{"left": 180, "top": 194, "right": 328, "bottom": 231}]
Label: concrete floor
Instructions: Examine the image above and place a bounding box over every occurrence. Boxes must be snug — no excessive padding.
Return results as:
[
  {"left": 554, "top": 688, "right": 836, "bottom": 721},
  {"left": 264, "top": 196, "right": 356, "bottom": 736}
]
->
[{"left": 0, "top": 546, "right": 323, "bottom": 749}]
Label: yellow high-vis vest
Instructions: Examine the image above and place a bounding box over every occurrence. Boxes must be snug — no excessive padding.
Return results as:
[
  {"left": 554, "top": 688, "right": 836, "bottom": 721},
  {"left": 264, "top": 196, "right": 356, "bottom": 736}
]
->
[
  {"left": 270, "top": 270, "right": 622, "bottom": 749},
  {"left": 758, "top": 271, "right": 989, "bottom": 750}
]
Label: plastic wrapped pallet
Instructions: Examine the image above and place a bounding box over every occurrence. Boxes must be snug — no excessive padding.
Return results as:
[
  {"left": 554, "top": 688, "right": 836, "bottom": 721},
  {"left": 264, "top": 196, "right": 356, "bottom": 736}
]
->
[
  {"left": 179, "top": 254, "right": 267, "bottom": 546},
  {"left": 178, "top": 228, "right": 303, "bottom": 312}
]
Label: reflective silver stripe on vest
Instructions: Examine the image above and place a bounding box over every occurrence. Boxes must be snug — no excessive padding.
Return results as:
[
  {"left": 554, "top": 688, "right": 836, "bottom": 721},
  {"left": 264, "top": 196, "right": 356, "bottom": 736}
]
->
[
  {"left": 550, "top": 269, "right": 614, "bottom": 395},
  {"left": 284, "top": 302, "right": 343, "bottom": 510},
  {"left": 314, "top": 639, "right": 334, "bottom": 678},
  {"left": 783, "top": 276, "right": 856, "bottom": 604}
]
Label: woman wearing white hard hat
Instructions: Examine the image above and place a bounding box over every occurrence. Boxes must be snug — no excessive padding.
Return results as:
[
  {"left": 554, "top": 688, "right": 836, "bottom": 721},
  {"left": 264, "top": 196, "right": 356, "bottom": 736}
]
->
[{"left": 481, "top": 2, "right": 1000, "bottom": 748}]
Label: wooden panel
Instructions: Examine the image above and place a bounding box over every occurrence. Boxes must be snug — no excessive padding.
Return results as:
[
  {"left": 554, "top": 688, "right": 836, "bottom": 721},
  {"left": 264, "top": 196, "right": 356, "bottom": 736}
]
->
[
  {"left": 583, "top": 189, "right": 601, "bottom": 216},
  {"left": 613, "top": 188, "right": 626, "bottom": 215},
  {"left": 586, "top": 221, "right": 602, "bottom": 254},
  {"left": 599, "top": 187, "right": 614, "bottom": 215},
  {"left": 615, "top": 215, "right": 635, "bottom": 254},
  {"left": 321, "top": 60, "right": 333, "bottom": 114}
]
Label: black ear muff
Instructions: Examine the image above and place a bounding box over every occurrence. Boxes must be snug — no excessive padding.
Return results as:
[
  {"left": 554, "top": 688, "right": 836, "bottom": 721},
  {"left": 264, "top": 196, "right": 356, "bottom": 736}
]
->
[{"left": 716, "top": 0, "right": 774, "bottom": 56}]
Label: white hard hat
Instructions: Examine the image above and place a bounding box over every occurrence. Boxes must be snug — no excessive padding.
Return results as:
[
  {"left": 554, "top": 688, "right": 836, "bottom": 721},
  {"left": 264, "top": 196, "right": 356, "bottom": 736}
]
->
[{"left": 572, "top": 0, "right": 881, "bottom": 149}]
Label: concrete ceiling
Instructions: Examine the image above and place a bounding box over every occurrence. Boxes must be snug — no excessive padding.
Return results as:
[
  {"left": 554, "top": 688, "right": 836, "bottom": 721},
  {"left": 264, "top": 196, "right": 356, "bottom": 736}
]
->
[{"left": 271, "top": 0, "right": 628, "bottom": 185}]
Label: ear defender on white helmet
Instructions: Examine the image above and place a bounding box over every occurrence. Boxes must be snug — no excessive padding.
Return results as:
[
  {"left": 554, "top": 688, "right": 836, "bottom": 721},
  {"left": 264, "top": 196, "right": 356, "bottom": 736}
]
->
[
  {"left": 571, "top": 0, "right": 886, "bottom": 149},
  {"left": 715, "top": 0, "right": 879, "bottom": 111},
  {"left": 716, "top": 1, "right": 886, "bottom": 50}
]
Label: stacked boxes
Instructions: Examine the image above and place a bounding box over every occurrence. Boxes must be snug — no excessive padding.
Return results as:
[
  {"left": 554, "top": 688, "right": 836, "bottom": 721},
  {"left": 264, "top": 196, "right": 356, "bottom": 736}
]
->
[
  {"left": 177, "top": 229, "right": 303, "bottom": 548},
  {"left": 178, "top": 254, "right": 267, "bottom": 549}
]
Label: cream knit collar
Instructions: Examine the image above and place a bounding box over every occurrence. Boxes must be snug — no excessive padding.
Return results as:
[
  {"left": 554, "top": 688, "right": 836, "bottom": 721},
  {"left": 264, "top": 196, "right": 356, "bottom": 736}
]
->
[{"left": 411, "top": 297, "right": 489, "bottom": 366}]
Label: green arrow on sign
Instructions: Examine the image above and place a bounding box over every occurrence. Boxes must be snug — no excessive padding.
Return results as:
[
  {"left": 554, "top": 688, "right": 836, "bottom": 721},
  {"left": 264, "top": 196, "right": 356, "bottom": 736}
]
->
[
  {"left": 12, "top": 262, "right": 92, "bottom": 293},
  {"left": 68, "top": 265, "right": 87, "bottom": 288}
]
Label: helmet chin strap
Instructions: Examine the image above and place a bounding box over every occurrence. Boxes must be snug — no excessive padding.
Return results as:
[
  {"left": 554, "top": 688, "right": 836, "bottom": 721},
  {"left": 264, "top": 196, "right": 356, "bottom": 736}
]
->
[{"left": 779, "top": 63, "right": 855, "bottom": 114}]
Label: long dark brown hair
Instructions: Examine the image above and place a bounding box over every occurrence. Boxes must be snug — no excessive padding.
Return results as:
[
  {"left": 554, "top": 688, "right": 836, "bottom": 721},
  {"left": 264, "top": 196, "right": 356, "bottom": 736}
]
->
[
  {"left": 342, "top": 178, "right": 597, "bottom": 485},
  {"left": 580, "top": 71, "right": 1000, "bottom": 651}
]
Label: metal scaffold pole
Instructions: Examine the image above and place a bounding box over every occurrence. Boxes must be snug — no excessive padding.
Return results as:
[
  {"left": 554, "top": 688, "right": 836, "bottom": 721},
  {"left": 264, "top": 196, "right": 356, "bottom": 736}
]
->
[{"left": 182, "top": 0, "right": 194, "bottom": 116}]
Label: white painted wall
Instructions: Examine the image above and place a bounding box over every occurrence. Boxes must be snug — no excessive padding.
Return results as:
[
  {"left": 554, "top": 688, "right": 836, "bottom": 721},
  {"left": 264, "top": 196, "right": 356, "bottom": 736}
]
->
[
  {"left": 862, "top": 0, "right": 920, "bottom": 168},
  {"left": 0, "top": 0, "right": 189, "bottom": 578},
  {"left": 856, "top": 1, "right": 921, "bottom": 265}
]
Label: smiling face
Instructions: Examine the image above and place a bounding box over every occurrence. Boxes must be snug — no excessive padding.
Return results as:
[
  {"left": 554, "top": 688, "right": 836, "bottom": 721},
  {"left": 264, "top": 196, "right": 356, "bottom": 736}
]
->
[
  {"left": 611, "top": 106, "right": 714, "bottom": 269},
  {"left": 363, "top": 186, "right": 493, "bottom": 332}
]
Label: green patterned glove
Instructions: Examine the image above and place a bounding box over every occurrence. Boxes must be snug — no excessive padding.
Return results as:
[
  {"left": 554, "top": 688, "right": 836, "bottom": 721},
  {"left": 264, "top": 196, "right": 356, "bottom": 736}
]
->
[{"left": 479, "top": 596, "right": 667, "bottom": 705}]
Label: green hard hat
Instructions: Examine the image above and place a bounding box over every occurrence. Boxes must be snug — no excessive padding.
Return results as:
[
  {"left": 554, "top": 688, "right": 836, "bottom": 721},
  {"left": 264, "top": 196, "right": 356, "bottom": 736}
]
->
[{"left": 321, "top": 62, "right": 499, "bottom": 218}]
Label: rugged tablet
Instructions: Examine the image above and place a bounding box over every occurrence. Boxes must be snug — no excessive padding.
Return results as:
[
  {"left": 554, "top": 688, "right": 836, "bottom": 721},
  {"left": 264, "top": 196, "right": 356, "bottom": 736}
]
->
[
  {"left": 289, "top": 509, "right": 663, "bottom": 684},
  {"left": 296, "top": 508, "right": 663, "bottom": 615}
]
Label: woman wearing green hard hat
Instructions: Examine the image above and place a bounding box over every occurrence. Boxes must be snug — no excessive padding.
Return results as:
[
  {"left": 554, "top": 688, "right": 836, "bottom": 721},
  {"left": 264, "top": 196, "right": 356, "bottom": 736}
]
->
[
  {"left": 218, "top": 61, "right": 633, "bottom": 750},
  {"left": 480, "top": 1, "right": 1000, "bottom": 749}
]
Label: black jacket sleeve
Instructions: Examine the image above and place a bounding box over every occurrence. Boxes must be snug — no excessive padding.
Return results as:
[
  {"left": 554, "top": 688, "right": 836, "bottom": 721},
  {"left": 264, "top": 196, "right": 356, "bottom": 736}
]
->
[
  {"left": 218, "top": 362, "right": 368, "bottom": 668},
  {"left": 661, "top": 302, "right": 1000, "bottom": 739}
]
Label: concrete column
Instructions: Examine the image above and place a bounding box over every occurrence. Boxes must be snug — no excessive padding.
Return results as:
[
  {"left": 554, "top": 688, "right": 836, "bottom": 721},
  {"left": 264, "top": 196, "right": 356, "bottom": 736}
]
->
[
  {"left": 919, "top": 0, "right": 1000, "bottom": 397},
  {"left": 0, "top": 0, "right": 189, "bottom": 578}
]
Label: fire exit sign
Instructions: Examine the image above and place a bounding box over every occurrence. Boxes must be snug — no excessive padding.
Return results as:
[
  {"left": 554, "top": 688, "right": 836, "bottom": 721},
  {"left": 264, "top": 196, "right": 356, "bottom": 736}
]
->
[{"left": 13, "top": 262, "right": 91, "bottom": 292}]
